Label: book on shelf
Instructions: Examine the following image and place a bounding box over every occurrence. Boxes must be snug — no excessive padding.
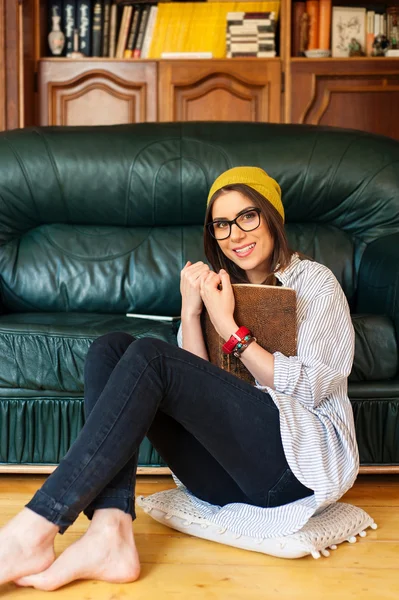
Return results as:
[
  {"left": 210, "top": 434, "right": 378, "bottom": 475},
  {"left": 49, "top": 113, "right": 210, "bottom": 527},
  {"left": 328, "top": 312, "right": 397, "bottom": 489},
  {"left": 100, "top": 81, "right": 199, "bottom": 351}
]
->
[
  {"left": 160, "top": 51, "right": 213, "bottom": 59},
  {"left": 77, "top": 0, "right": 92, "bottom": 56},
  {"left": 91, "top": 0, "right": 102, "bottom": 56},
  {"left": 63, "top": 0, "right": 76, "bottom": 57},
  {"left": 226, "top": 10, "right": 277, "bottom": 58},
  {"left": 134, "top": 4, "right": 151, "bottom": 58},
  {"left": 202, "top": 284, "right": 297, "bottom": 385},
  {"left": 126, "top": 313, "right": 180, "bottom": 321},
  {"left": 108, "top": 3, "right": 118, "bottom": 57},
  {"left": 124, "top": 5, "right": 141, "bottom": 58},
  {"left": 305, "top": 0, "right": 319, "bottom": 50},
  {"left": 318, "top": 0, "right": 331, "bottom": 51},
  {"left": 102, "top": 0, "right": 112, "bottom": 56},
  {"left": 116, "top": 4, "right": 133, "bottom": 58},
  {"left": 141, "top": 4, "right": 158, "bottom": 58},
  {"left": 291, "top": 1, "right": 306, "bottom": 56}
]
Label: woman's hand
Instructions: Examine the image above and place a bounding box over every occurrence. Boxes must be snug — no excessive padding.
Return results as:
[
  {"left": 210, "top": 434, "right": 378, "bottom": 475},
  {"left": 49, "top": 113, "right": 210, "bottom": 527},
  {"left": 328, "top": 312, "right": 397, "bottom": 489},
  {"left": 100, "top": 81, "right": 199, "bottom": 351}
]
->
[
  {"left": 180, "top": 261, "right": 211, "bottom": 318},
  {"left": 200, "top": 270, "right": 237, "bottom": 340}
]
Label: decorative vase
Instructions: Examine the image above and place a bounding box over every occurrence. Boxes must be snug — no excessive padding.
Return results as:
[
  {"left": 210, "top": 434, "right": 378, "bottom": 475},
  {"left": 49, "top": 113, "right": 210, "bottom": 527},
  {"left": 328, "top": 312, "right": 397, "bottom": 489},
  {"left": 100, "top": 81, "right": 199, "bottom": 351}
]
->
[{"left": 48, "top": 15, "right": 65, "bottom": 56}]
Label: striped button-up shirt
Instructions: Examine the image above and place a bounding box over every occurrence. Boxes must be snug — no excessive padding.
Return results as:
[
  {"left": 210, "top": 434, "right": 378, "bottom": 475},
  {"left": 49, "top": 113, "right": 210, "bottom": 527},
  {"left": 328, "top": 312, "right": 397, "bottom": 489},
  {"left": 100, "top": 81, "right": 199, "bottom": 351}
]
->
[{"left": 178, "top": 254, "right": 359, "bottom": 538}]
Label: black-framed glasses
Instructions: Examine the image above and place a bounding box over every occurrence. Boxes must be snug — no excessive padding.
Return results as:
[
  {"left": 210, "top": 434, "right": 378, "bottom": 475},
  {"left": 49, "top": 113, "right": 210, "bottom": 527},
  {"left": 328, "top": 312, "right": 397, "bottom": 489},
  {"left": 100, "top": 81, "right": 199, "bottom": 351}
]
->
[{"left": 207, "top": 207, "right": 261, "bottom": 240}]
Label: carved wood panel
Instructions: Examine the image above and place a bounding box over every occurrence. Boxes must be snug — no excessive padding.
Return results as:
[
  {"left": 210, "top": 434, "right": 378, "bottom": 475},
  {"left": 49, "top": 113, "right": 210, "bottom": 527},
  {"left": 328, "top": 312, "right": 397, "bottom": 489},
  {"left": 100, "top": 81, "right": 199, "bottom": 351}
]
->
[
  {"left": 158, "top": 60, "right": 281, "bottom": 123},
  {"left": 39, "top": 60, "right": 157, "bottom": 126},
  {"left": 291, "top": 59, "right": 399, "bottom": 140}
]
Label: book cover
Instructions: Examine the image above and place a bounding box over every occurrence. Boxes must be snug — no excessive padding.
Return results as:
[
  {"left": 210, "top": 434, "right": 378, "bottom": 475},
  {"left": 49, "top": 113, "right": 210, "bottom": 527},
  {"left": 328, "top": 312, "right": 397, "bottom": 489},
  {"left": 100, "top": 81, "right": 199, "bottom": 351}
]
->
[
  {"left": 124, "top": 5, "right": 140, "bottom": 58},
  {"left": 77, "top": 0, "right": 92, "bottom": 55},
  {"left": 202, "top": 284, "right": 297, "bottom": 385},
  {"left": 92, "top": 0, "right": 102, "bottom": 56},
  {"left": 134, "top": 4, "right": 151, "bottom": 58},
  {"left": 292, "top": 1, "right": 306, "bottom": 56},
  {"left": 108, "top": 2, "right": 118, "bottom": 57},
  {"left": 102, "top": 0, "right": 112, "bottom": 57},
  {"left": 116, "top": 5, "right": 133, "bottom": 58},
  {"left": 318, "top": 0, "right": 331, "bottom": 51},
  {"left": 141, "top": 5, "right": 158, "bottom": 58},
  {"left": 306, "top": 0, "right": 319, "bottom": 50},
  {"left": 63, "top": 0, "right": 76, "bottom": 57}
]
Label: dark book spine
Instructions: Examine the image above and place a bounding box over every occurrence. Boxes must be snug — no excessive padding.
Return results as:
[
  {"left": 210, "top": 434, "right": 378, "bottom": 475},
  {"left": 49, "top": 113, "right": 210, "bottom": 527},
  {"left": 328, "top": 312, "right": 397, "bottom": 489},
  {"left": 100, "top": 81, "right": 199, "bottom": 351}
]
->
[
  {"left": 134, "top": 4, "right": 150, "bottom": 58},
  {"left": 77, "top": 0, "right": 92, "bottom": 55},
  {"left": 92, "top": 0, "right": 103, "bottom": 56},
  {"left": 102, "top": 0, "right": 111, "bottom": 57},
  {"left": 130, "top": 4, "right": 144, "bottom": 54},
  {"left": 63, "top": 0, "right": 76, "bottom": 56},
  {"left": 124, "top": 5, "right": 139, "bottom": 57}
]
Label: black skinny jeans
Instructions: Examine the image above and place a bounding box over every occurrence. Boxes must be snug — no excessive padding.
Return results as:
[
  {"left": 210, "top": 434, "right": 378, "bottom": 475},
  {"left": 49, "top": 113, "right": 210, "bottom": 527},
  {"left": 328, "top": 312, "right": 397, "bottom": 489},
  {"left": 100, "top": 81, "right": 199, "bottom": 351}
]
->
[{"left": 26, "top": 334, "right": 312, "bottom": 532}]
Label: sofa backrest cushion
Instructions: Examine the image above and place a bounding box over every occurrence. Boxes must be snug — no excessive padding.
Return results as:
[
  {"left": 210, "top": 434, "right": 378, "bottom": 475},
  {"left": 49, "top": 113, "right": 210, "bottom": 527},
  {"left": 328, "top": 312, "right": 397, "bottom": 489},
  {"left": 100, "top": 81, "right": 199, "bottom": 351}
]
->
[{"left": 0, "top": 123, "right": 398, "bottom": 314}]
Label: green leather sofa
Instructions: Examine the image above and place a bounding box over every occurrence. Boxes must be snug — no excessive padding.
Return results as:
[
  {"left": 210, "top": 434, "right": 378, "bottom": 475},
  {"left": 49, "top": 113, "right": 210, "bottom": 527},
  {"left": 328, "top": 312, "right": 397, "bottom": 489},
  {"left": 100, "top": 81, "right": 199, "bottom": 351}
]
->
[{"left": 0, "top": 122, "right": 398, "bottom": 472}]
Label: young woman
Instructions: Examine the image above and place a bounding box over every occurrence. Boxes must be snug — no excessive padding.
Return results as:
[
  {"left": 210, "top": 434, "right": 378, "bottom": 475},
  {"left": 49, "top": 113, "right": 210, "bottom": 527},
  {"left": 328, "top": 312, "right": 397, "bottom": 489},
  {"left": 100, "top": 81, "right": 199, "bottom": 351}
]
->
[{"left": 0, "top": 167, "right": 358, "bottom": 591}]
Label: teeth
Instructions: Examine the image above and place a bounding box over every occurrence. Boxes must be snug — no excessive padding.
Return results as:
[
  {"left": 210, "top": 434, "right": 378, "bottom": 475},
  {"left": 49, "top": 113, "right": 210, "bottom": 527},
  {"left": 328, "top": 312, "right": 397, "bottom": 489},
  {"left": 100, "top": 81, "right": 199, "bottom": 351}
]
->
[{"left": 235, "top": 243, "right": 255, "bottom": 254}]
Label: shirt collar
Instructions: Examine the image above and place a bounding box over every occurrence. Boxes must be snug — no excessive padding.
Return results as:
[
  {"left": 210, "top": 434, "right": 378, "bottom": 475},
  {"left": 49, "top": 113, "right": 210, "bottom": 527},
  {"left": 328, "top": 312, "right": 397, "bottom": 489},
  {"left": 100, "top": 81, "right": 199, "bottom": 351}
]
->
[{"left": 275, "top": 253, "right": 303, "bottom": 287}]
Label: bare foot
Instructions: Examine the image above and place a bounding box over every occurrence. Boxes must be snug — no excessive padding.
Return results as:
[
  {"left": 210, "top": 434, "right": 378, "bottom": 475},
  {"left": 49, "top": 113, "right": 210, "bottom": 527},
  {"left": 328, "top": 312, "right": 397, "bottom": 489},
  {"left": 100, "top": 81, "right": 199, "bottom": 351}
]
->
[
  {"left": 15, "top": 509, "right": 140, "bottom": 591},
  {"left": 0, "top": 508, "right": 57, "bottom": 585}
]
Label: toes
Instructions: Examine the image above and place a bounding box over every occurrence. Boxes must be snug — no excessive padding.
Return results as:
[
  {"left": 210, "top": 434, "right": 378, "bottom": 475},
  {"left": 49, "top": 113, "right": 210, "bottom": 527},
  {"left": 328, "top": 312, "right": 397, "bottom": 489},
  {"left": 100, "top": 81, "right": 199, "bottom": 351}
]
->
[{"left": 14, "top": 574, "right": 42, "bottom": 588}]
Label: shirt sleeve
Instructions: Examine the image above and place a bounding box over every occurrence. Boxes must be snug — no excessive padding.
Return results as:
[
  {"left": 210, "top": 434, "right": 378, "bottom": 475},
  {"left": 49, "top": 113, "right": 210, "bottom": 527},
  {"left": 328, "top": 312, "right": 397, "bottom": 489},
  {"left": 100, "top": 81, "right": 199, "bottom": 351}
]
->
[
  {"left": 177, "top": 322, "right": 183, "bottom": 348},
  {"left": 273, "top": 280, "right": 355, "bottom": 410}
]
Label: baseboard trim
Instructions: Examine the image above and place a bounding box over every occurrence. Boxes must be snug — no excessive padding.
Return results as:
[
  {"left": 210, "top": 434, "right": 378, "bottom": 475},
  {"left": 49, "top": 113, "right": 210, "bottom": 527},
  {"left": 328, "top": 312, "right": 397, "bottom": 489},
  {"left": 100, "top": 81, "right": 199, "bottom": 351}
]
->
[{"left": 0, "top": 465, "right": 397, "bottom": 475}]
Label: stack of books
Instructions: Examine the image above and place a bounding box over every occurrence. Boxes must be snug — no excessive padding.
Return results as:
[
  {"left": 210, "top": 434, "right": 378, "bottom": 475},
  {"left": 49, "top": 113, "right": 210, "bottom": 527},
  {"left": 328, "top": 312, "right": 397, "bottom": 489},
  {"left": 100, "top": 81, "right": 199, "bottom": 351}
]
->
[{"left": 226, "top": 11, "right": 277, "bottom": 57}]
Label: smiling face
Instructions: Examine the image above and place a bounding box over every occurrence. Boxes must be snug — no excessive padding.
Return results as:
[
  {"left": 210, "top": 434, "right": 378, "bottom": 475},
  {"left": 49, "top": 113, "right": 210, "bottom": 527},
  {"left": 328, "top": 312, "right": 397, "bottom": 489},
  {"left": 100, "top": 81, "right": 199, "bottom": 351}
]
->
[{"left": 211, "top": 190, "right": 275, "bottom": 284}]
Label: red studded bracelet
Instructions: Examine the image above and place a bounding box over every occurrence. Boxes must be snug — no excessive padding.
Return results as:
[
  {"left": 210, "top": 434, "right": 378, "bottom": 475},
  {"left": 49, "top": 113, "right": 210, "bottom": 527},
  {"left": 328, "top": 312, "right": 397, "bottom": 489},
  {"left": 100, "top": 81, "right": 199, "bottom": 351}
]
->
[{"left": 222, "top": 326, "right": 252, "bottom": 354}]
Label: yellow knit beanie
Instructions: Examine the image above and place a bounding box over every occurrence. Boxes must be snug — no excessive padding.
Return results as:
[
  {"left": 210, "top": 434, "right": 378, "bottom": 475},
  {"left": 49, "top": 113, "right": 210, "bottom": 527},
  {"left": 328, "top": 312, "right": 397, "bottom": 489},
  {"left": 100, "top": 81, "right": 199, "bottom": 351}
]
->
[{"left": 207, "top": 166, "right": 284, "bottom": 222}]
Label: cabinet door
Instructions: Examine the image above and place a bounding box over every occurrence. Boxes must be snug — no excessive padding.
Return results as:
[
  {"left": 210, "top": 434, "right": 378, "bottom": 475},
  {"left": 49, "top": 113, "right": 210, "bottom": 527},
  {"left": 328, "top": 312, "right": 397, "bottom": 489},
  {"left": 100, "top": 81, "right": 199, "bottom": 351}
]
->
[
  {"left": 159, "top": 59, "right": 281, "bottom": 123},
  {"left": 39, "top": 60, "right": 157, "bottom": 126},
  {"left": 290, "top": 59, "right": 399, "bottom": 140}
]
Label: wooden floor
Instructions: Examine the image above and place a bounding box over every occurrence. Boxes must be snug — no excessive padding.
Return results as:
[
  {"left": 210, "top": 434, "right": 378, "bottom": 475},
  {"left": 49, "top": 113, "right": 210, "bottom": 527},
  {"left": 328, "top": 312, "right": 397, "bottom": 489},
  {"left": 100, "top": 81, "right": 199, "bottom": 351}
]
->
[{"left": 0, "top": 474, "right": 398, "bottom": 599}]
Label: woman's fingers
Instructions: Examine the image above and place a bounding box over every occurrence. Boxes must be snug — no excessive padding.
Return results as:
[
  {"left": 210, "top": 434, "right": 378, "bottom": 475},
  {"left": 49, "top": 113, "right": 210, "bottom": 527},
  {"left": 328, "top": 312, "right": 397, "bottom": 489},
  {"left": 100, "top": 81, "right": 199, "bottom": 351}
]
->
[
  {"left": 199, "top": 271, "right": 220, "bottom": 292},
  {"left": 182, "top": 262, "right": 210, "bottom": 286}
]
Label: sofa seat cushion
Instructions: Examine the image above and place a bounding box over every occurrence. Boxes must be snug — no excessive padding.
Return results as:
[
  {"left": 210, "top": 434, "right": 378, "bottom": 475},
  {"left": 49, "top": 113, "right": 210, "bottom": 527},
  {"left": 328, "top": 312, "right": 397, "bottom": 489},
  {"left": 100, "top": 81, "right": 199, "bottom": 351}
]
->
[
  {"left": 0, "top": 313, "right": 178, "bottom": 393},
  {"left": 350, "top": 314, "right": 398, "bottom": 381}
]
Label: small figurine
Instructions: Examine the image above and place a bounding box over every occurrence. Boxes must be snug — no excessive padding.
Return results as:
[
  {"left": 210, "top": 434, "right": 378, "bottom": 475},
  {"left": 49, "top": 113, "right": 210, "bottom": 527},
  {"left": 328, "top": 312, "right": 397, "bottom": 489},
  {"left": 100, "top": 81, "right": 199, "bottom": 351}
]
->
[
  {"left": 372, "top": 34, "right": 390, "bottom": 56},
  {"left": 348, "top": 38, "right": 364, "bottom": 57}
]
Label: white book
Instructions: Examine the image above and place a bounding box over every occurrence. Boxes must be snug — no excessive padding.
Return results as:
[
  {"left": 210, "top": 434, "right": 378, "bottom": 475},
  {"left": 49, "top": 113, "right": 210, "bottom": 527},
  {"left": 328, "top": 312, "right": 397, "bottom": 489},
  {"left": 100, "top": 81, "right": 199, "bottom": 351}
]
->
[
  {"left": 126, "top": 313, "right": 181, "bottom": 321},
  {"left": 161, "top": 52, "right": 213, "bottom": 59},
  {"left": 141, "top": 5, "right": 158, "bottom": 59}
]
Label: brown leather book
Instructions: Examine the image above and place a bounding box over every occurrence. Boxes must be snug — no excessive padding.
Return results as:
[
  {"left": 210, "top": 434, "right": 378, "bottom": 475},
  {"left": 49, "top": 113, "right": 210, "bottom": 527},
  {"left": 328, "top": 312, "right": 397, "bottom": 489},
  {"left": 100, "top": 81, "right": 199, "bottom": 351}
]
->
[{"left": 202, "top": 284, "right": 297, "bottom": 385}]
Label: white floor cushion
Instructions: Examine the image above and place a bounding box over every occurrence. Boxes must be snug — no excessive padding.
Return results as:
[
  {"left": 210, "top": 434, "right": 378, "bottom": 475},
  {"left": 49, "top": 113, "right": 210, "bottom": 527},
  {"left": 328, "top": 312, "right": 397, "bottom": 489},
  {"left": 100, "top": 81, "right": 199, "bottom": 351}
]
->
[{"left": 137, "top": 487, "right": 377, "bottom": 559}]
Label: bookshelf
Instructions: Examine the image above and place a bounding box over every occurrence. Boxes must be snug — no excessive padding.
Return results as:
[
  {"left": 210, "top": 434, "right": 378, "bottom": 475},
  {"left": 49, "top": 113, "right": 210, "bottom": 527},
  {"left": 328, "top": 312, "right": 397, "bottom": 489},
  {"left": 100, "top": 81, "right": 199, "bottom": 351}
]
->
[{"left": 0, "top": 0, "right": 398, "bottom": 138}]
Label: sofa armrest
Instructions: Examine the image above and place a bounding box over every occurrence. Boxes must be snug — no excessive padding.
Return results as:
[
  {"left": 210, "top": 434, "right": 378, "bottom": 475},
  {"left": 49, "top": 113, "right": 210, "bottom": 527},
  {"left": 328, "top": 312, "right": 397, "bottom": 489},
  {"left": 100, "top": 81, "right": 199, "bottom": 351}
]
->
[{"left": 357, "top": 233, "right": 399, "bottom": 337}]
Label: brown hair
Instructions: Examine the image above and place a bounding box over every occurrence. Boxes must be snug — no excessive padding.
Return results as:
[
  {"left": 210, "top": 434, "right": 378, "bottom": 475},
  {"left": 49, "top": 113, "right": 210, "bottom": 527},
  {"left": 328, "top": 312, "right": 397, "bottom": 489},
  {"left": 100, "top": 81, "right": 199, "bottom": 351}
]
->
[{"left": 204, "top": 184, "right": 294, "bottom": 285}]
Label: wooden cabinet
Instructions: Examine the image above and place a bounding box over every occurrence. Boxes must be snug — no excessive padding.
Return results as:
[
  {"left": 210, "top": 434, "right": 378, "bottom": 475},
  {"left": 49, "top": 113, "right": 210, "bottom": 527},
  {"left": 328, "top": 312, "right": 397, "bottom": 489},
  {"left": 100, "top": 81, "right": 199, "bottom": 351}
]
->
[
  {"left": 290, "top": 58, "right": 399, "bottom": 139},
  {"left": 39, "top": 60, "right": 157, "bottom": 126},
  {"left": 38, "top": 58, "right": 281, "bottom": 126},
  {"left": 158, "top": 59, "right": 281, "bottom": 123}
]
